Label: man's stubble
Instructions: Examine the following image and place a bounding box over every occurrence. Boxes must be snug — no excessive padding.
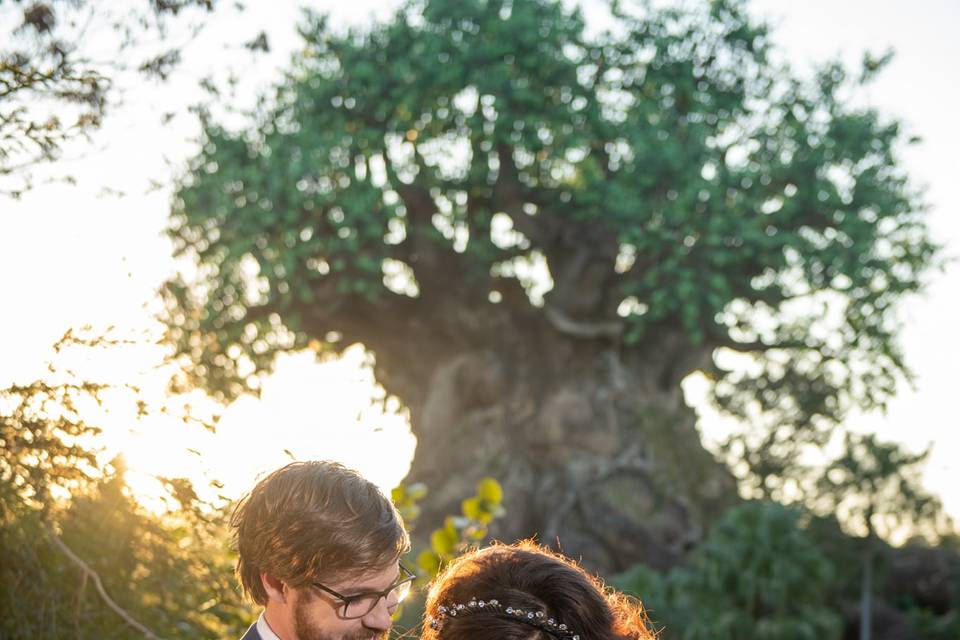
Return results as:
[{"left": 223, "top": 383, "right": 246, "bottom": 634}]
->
[{"left": 292, "top": 597, "right": 389, "bottom": 640}]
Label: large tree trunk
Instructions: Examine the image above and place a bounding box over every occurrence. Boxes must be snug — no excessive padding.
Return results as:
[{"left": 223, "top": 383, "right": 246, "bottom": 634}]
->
[{"left": 387, "top": 325, "right": 737, "bottom": 575}]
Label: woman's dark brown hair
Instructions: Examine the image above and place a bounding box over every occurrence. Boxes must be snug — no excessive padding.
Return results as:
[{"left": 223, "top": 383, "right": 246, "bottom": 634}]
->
[{"left": 422, "top": 541, "right": 656, "bottom": 640}]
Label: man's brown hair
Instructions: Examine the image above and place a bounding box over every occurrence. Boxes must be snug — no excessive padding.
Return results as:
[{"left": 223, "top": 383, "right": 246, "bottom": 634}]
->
[
  {"left": 422, "top": 541, "right": 655, "bottom": 640},
  {"left": 231, "top": 460, "right": 409, "bottom": 605}
]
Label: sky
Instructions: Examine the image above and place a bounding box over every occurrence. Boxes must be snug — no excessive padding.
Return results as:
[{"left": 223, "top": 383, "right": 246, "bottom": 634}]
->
[{"left": 1, "top": 0, "right": 957, "bottom": 519}]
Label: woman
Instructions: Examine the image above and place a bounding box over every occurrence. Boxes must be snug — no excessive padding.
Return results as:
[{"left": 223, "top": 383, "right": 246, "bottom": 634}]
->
[{"left": 421, "top": 541, "right": 656, "bottom": 640}]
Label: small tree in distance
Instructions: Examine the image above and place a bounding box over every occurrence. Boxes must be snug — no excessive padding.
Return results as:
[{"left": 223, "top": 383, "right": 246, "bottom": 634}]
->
[{"left": 817, "top": 432, "right": 945, "bottom": 640}]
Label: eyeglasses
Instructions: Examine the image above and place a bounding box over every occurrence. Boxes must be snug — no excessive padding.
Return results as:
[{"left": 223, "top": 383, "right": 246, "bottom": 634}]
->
[{"left": 312, "top": 563, "right": 416, "bottom": 619}]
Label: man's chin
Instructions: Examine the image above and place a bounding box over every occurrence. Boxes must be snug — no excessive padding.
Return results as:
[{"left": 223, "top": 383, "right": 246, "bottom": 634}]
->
[
  {"left": 347, "top": 633, "right": 388, "bottom": 640},
  {"left": 295, "top": 624, "right": 388, "bottom": 640}
]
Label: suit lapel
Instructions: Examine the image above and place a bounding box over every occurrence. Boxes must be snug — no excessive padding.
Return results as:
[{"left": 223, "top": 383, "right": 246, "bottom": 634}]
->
[{"left": 240, "top": 622, "right": 262, "bottom": 640}]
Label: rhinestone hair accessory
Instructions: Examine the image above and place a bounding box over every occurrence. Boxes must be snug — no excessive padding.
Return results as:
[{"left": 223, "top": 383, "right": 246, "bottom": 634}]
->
[{"left": 426, "top": 598, "right": 581, "bottom": 640}]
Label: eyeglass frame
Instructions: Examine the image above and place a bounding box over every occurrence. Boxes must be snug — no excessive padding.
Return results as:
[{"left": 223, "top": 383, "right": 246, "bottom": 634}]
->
[{"left": 311, "top": 562, "right": 417, "bottom": 619}]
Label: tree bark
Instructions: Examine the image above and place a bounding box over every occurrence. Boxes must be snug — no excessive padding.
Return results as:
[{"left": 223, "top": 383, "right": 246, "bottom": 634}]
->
[
  {"left": 393, "top": 322, "right": 738, "bottom": 575},
  {"left": 861, "top": 540, "right": 875, "bottom": 640}
]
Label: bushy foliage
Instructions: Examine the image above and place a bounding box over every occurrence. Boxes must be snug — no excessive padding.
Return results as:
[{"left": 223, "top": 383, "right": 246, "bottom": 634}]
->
[
  {"left": 905, "top": 606, "right": 960, "bottom": 640},
  {"left": 614, "top": 502, "right": 842, "bottom": 640},
  {"left": 1, "top": 330, "right": 511, "bottom": 638},
  {"left": 723, "top": 424, "right": 951, "bottom": 640},
  {"left": 817, "top": 432, "right": 944, "bottom": 541},
  {"left": 392, "top": 477, "right": 506, "bottom": 634},
  {"left": 0, "top": 463, "right": 250, "bottom": 639},
  {"left": 403, "top": 476, "right": 506, "bottom": 578},
  {"left": 0, "top": 331, "right": 252, "bottom": 639}
]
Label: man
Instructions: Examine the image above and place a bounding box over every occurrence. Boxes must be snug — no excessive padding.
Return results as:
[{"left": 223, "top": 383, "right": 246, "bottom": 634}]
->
[{"left": 232, "top": 461, "right": 412, "bottom": 640}]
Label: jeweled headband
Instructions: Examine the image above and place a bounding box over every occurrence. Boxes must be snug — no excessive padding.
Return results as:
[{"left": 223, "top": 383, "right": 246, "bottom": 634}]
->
[{"left": 426, "top": 598, "right": 581, "bottom": 640}]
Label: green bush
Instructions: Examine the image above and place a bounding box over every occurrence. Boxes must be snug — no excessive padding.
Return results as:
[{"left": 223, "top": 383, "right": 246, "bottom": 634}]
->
[{"left": 614, "top": 502, "right": 842, "bottom": 640}]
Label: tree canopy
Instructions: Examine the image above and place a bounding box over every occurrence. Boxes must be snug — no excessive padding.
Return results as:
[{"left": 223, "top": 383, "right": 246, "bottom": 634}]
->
[{"left": 164, "top": 0, "right": 937, "bottom": 443}]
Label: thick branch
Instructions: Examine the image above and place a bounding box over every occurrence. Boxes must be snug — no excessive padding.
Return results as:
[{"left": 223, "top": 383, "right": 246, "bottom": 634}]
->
[
  {"left": 380, "top": 148, "right": 478, "bottom": 298},
  {"left": 305, "top": 290, "right": 441, "bottom": 399},
  {"left": 544, "top": 305, "right": 623, "bottom": 339},
  {"left": 496, "top": 146, "right": 624, "bottom": 319},
  {"left": 711, "top": 334, "right": 813, "bottom": 353}
]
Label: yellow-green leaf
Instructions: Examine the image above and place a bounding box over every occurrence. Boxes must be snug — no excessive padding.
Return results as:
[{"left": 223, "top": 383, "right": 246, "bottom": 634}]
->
[
  {"left": 416, "top": 549, "right": 441, "bottom": 577},
  {"left": 477, "top": 477, "right": 503, "bottom": 504},
  {"left": 430, "top": 527, "right": 457, "bottom": 558},
  {"left": 462, "top": 497, "right": 483, "bottom": 521}
]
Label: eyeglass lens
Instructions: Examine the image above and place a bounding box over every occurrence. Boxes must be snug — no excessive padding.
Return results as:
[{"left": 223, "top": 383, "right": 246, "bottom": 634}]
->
[{"left": 342, "top": 579, "right": 413, "bottom": 618}]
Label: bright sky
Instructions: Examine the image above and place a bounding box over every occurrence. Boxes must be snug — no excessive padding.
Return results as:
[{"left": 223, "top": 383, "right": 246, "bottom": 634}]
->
[{"left": 1, "top": 0, "right": 957, "bottom": 519}]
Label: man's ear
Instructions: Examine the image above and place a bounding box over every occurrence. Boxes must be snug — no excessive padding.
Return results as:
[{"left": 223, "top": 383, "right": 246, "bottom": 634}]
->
[{"left": 261, "top": 573, "right": 287, "bottom": 604}]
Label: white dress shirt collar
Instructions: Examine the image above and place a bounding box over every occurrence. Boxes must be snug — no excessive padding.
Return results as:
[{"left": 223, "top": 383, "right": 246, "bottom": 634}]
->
[{"left": 256, "top": 611, "right": 282, "bottom": 640}]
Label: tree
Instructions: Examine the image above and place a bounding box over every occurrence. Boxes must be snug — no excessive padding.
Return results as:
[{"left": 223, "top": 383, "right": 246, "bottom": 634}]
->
[
  {"left": 614, "top": 501, "right": 843, "bottom": 640},
  {"left": 816, "top": 433, "right": 945, "bottom": 640},
  {"left": 162, "top": 0, "right": 939, "bottom": 572},
  {"left": 0, "top": 0, "right": 227, "bottom": 197}
]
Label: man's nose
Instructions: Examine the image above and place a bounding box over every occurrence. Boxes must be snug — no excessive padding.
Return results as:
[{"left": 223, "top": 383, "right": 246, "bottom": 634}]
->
[{"left": 362, "top": 597, "right": 393, "bottom": 631}]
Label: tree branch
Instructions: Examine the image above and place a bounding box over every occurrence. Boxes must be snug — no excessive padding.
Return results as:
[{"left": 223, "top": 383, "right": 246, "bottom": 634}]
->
[
  {"left": 47, "top": 527, "right": 166, "bottom": 640},
  {"left": 544, "top": 305, "right": 623, "bottom": 339},
  {"left": 711, "top": 334, "right": 813, "bottom": 353}
]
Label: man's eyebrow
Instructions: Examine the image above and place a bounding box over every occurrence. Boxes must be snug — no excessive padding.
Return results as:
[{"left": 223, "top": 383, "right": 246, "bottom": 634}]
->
[{"left": 340, "top": 569, "right": 402, "bottom": 596}]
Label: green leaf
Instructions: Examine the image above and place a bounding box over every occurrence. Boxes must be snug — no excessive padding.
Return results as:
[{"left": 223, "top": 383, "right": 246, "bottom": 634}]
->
[
  {"left": 430, "top": 527, "right": 457, "bottom": 558},
  {"left": 476, "top": 477, "right": 503, "bottom": 504},
  {"left": 461, "top": 497, "right": 483, "bottom": 521},
  {"left": 406, "top": 482, "right": 428, "bottom": 501},
  {"left": 416, "top": 549, "right": 441, "bottom": 577}
]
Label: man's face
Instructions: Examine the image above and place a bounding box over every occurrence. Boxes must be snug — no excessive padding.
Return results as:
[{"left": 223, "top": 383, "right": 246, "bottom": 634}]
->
[{"left": 288, "top": 561, "right": 403, "bottom": 640}]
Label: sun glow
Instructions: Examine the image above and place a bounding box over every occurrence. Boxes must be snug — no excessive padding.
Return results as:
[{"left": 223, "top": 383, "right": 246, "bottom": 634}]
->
[
  {"left": 92, "top": 345, "right": 416, "bottom": 512},
  {"left": 1, "top": 0, "right": 958, "bottom": 527}
]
